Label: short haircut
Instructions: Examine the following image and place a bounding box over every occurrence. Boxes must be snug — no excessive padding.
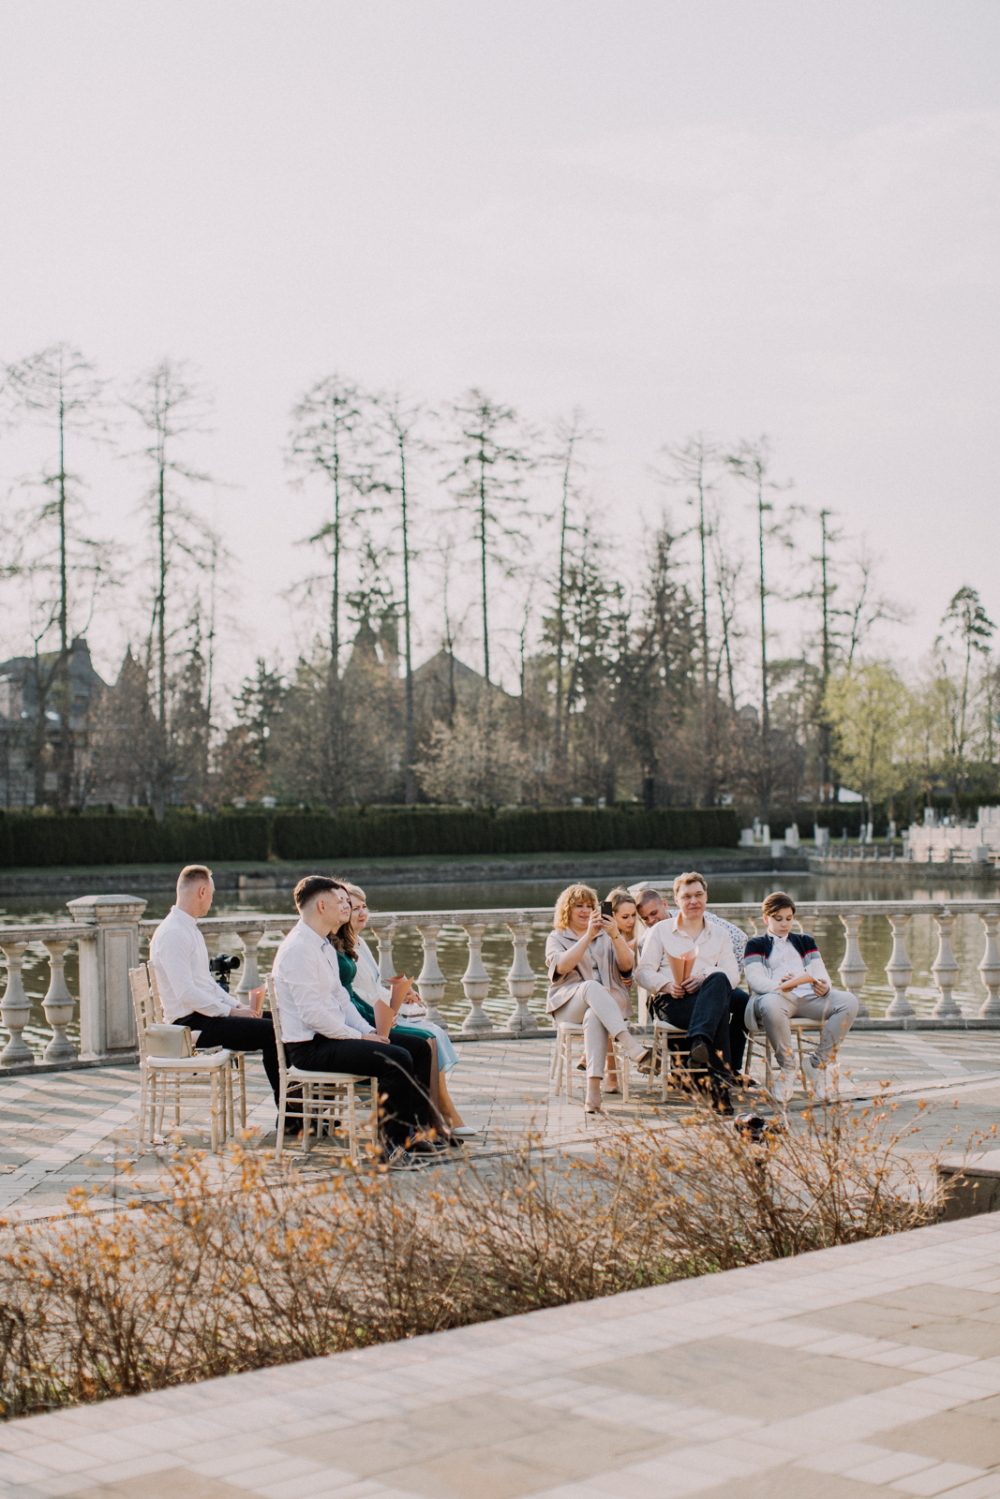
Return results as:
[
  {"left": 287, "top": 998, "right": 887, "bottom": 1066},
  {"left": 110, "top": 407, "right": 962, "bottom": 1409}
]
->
[
  {"left": 178, "top": 864, "right": 212, "bottom": 891},
  {"left": 635, "top": 887, "right": 664, "bottom": 910},
  {"left": 553, "top": 883, "right": 598, "bottom": 930},
  {"left": 606, "top": 886, "right": 637, "bottom": 913},
  {"left": 762, "top": 891, "right": 796, "bottom": 918},
  {"left": 293, "top": 874, "right": 342, "bottom": 911},
  {"left": 673, "top": 870, "right": 707, "bottom": 898}
]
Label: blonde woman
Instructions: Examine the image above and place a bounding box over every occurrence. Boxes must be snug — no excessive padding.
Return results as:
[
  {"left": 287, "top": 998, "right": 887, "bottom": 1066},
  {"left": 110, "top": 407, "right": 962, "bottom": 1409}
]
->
[
  {"left": 343, "top": 883, "right": 477, "bottom": 1139},
  {"left": 546, "top": 884, "right": 650, "bottom": 1114}
]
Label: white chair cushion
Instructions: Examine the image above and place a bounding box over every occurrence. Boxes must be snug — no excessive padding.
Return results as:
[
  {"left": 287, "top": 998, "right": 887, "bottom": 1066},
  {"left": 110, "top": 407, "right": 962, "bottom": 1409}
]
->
[
  {"left": 145, "top": 1051, "right": 233, "bottom": 1071},
  {"left": 287, "top": 1067, "right": 367, "bottom": 1084}
]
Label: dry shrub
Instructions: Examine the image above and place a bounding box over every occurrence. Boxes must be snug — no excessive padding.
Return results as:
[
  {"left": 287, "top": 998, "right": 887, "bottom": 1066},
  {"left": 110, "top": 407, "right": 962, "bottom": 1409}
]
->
[{"left": 0, "top": 1096, "right": 942, "bottom": 1419}]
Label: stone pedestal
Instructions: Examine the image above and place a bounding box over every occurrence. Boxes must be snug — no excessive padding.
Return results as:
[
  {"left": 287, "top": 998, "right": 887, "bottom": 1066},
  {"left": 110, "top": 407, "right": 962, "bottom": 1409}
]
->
[{"left": 67, "top": 896, "right": 147, "bottom": 1060}]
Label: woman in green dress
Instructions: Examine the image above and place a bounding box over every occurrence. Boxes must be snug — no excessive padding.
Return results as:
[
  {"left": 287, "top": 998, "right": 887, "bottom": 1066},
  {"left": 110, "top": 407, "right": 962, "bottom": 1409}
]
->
[{"left": 326, "top": 885, "right": 457, "bottom": 1142}]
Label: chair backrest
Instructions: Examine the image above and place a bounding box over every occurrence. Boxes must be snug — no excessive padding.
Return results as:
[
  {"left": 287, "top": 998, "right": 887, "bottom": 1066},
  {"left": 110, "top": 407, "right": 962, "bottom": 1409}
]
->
[
  {"left": 146, "top": 961, "right": 166, "bottom": 1021},
  {"left": 265, "top": 974, "right": 289, "bottom": 1082},
  {"left": 128, "top": 966, "right": 156, "bottom": 1061}
]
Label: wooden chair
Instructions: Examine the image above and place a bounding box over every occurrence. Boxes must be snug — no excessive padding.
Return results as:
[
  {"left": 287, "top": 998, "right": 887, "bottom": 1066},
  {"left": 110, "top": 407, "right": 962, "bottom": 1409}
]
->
[
  {"left": 266, "top": 976, "right": 376, "bottom": 1163},
  {"left": 550, "top": 1021, "right": 634, "bottom": 1103},
  {"left": 744, "top": 1017, "right": 825, "bottom": 1091},
  {"left": 128, "top": 966, "right": 233, "bottom": 1153},
  {"left": 647, "top": 1018, "right": 687, "bottom": 1101},
  {"left": 147, "top": 959, "right": 247, "bottom": 1130}
]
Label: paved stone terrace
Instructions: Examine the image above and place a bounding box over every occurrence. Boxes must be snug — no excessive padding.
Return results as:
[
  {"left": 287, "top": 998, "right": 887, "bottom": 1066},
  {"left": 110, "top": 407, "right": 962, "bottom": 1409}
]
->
[
  {"left": 1, "top": 1031, "right": 999, "bottom": 1217},
  {"left": 1, "top": 1201, "right": 1000, "bottom": 1495}
]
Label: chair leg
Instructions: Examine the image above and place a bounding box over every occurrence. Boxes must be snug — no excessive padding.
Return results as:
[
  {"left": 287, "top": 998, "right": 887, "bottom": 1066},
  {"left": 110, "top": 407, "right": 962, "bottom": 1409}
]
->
[
  {"left": 137, "top": 1068, "right": 148, "bottom": 1149},
  {"left": 237, "top": 1054, "right": 246, "bottom": 1128},
  {"left": 347, "top": 1084, "right": 357, "bottom": 1161},
  {"left": 620, "top": 1042, "right": 630, "bottom": 1104},
  {"left": 302, "top": 1083, "right": 312, "bottom": 1155},
  {"left": 225, "top": 1065, "right": 234, "bottom": 1144},
  {"left": 210, "top": 1073, "right": 219, "bottom": 1154},
  {"left": 745, "top": 1035, "right": 756, "bottom": 1073},
  {"left": 275, "top": 1075, "right": 286, "bottom": 1162}
]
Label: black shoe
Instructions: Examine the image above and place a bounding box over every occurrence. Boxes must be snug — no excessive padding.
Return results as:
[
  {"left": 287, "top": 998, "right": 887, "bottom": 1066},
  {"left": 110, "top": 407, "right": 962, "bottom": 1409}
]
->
[
  {"left": 710, "top": 1079, "right": 734, "bottom": 1117},
  {"left": 688, "top": 1039, "right": 711, "bottom": 1071}
]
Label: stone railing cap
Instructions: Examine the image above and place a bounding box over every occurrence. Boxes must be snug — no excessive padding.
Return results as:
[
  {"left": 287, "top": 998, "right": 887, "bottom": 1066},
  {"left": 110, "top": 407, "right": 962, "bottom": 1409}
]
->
[
  {"left": 67, "top": 895, "right": 148, "bottom": 925},
  {"left": 938, "top": 1150, "right": 1000, "bottom": 1178}
]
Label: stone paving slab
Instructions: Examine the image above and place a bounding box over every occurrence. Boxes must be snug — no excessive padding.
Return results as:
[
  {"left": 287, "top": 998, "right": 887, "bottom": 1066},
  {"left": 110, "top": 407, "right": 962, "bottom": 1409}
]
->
[
  {"left": 0, "top": 1031, "right": 998, "bottom": 1217},
  {"left": 1, "top": 1211, "right": 1000, "bottom": 1495}
]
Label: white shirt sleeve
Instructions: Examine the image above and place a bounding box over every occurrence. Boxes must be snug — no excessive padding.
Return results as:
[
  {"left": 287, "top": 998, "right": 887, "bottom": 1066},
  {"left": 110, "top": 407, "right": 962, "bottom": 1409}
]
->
[
  {"left": 636, "top": 924, "right": 671, "bottom": 993},
  {"left": 149, "top": 911, "right": 237, "bottom": 1022},
  {"left": 272, "top": 927, "right": 374, "bottom": 1042}
]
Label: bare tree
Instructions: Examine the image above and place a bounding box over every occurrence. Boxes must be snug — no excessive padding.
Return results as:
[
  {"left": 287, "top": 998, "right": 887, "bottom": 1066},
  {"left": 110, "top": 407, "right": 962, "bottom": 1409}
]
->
[
  {"left": 288, "top": 376, "right": 373, "bottom": 810},
  {"left": 5, "top": 344, "right": 115, "bottom": 806},
  {"left": 124, "top": 359, "right": 216, "bottom": 734},
  {"left": 549, "top": 410, "right": 599, "bottom": 789},
  {"left": 370, "top": 391, "right": 428, "bottom": 804},
  {"left": 726, "top": 437, "right": 792, "bottom": 817},
  {"left": 657, "top": 433, "right": 722, "bottom": 804},
  {"left": 445, "top": 390, "right": 536, "bottom": 687}
]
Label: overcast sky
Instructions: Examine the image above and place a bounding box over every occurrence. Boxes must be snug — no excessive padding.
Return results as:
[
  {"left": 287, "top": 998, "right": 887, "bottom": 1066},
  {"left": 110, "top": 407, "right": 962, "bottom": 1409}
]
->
[{"left": 1, "top": 1, "right": 998, "bottom": 698}]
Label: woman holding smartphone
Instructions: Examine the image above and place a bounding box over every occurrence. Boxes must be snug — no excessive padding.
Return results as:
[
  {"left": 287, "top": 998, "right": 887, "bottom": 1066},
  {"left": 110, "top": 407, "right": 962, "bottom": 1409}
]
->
[{"left": 546, "top": 883, "right": 649, "bottom": 1114}]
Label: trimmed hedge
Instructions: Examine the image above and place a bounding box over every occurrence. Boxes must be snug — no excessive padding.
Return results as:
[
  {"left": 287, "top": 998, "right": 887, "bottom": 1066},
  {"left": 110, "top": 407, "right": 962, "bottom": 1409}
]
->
[
  {"left": 270, "top": 807, "right": 740, "bottom": 862},
  {"left": 0, "top": 814, "right": 270, "bottom": 869},
  {"left": 0, "top": 806, "right": 738, "bottom": 869}
]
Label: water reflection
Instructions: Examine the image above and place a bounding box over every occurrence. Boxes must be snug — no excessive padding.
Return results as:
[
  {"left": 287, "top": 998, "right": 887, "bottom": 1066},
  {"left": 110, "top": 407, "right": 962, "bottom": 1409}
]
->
[{"left": 2, "top": 870, "right": 998, "bottom": 1045}]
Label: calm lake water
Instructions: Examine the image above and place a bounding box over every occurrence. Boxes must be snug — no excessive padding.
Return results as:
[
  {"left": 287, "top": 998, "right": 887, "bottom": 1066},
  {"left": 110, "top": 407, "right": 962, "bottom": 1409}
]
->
[{"left": 2, "top": 870, "right": 997, "bottom": 1047}]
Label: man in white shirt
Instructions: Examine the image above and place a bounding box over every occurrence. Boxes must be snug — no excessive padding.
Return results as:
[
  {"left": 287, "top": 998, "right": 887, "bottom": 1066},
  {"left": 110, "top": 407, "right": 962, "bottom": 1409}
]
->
[
  {"left": 149, "top": 864, "right": 281, "bottom": 1110},
  {"left": 635, "top": 885, "right": 753, "bottom": 1078},
  {"left": 271, "top": 875, "right": 436, "bottom": 1155},
  {"left": 636, "top": 872, "right": 744, "bottom": 1103}
]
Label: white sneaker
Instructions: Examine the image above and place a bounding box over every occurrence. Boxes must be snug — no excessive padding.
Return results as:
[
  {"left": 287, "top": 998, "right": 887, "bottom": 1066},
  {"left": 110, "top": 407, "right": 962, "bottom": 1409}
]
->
[
  {"left": 770, "top": 1062, "right": 797, "bottom": 1107},
  {"left": 802, "top": 1055, "right": 838, "bottom": 1100}
]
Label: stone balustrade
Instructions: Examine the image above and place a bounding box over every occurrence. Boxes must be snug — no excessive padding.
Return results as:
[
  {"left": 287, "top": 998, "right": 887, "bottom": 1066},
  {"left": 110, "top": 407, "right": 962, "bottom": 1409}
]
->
[{"left": 2, "top": 897, "right": 1000, "bottom": 1069}]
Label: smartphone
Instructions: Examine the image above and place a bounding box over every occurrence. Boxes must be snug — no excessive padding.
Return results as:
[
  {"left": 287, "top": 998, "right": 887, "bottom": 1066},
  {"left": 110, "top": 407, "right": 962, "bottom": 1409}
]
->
[{"left": 600, "top": 900, "right": 613, "bottom": 919}]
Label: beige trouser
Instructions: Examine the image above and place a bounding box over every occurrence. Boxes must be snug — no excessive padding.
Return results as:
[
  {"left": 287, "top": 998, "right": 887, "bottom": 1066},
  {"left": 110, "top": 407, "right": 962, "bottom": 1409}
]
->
[
  {"left": 755, "top": 987, "right": 859, "bottom": 1068},
  {"left": 551, "top": 981, "right": 630, "bottom": 1078}
]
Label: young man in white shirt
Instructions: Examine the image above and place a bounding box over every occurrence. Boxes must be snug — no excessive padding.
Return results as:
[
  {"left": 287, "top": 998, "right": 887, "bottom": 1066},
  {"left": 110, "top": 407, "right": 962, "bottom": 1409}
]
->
[
  {"left": 149, "top": 864, "right": 281, "bottom": 1109},
  {"left": 271, "top": 875, "right": 436, "bottom": 1156},
  {"left": 743, "top": 891, "right": 859, "bottom": 1103}
]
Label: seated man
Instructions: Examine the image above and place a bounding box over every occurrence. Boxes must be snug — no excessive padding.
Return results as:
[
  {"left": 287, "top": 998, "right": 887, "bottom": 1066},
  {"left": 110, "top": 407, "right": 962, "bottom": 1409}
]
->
[
  {"left": 743, "top": 891, "right": 859, "bottom": 1103},
  {"left": 271, "top": 875, "right": 437, "bottom": 1161},
  {"left": 635, "top": 886, "right": 752, "bottom": 1077},
  {"left": 636, "top": 871, "right": 741, "bottom": 1110},
  {"left": 149, "top": 864, "right": 281, "bottom": 1113}
]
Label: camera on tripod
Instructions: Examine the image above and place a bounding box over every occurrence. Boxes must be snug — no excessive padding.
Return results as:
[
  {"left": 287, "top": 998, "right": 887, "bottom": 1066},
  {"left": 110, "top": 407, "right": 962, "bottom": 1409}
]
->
[{"left": 209, "top": 953, "right": 242, "bottom": 993}]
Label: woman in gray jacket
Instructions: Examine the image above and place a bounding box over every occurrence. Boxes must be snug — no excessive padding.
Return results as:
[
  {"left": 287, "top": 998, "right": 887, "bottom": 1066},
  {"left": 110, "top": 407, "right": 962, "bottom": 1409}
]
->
[{"left": 546, "top": 883, "right": 651, "bottom": 1114}]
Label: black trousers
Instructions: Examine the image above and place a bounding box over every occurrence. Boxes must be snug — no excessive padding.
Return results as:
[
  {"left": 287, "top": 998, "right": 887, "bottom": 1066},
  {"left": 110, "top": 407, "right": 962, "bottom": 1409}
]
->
[
  {"left": 728, "top": 987, "right": 750, "bottom": 1074},
  {"left": 654, "top": 972, "right": 735, "bottom": 1073},
  {"left": 174, "top": 1011, "right": 281, "bottom": 1105},
  {"left": 285, "top": 1032, "right": 434, "bottom": 1148}
]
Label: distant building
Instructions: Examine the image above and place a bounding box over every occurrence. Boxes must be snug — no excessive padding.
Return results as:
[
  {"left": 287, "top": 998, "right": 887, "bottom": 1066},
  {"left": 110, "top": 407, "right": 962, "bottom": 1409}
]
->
[{"left": 0, "top": 638, "right": 107, "bottom": 807}]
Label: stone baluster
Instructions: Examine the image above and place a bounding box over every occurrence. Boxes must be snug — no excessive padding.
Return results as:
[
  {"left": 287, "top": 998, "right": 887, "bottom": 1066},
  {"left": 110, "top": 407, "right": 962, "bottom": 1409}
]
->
[
  {"left": 460, "top": 922, "right": 493, "bottom": 1034},
  {"left": 884, "top": 915, "right": 915, "bottom": 1018},
  {"left": 202, "top": 930, "right": 223, "bottom": 960},
  {"left": 234, "top": 927, "right": 263, "bottom": 1003},
  {"left": 376, "top": 920, "right": 398, "bottom": 983},
  {"left": 838, "top": 910, "right": 869, "bottom": 1018},
  {"left": 414, "top": 922, "right": 448, "bottom": 1030},
  {"left": 931, "top": 908, "right": 962, "bottom": 1018},
  {"left": 0, "top": 940, "right": 34, "bottom": 1066},
  {"left": 41, "top": 939, "right": 79, "bottom": 1062},
  {"left": 504, "top": 916, "right": 537, "bottom": 1034},
  {"left": 67, "top": 895, "right": 147, "bottom": 1060},
  {"left": 978, "top": 912, "right": 1000, "bottom": 1018}
]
